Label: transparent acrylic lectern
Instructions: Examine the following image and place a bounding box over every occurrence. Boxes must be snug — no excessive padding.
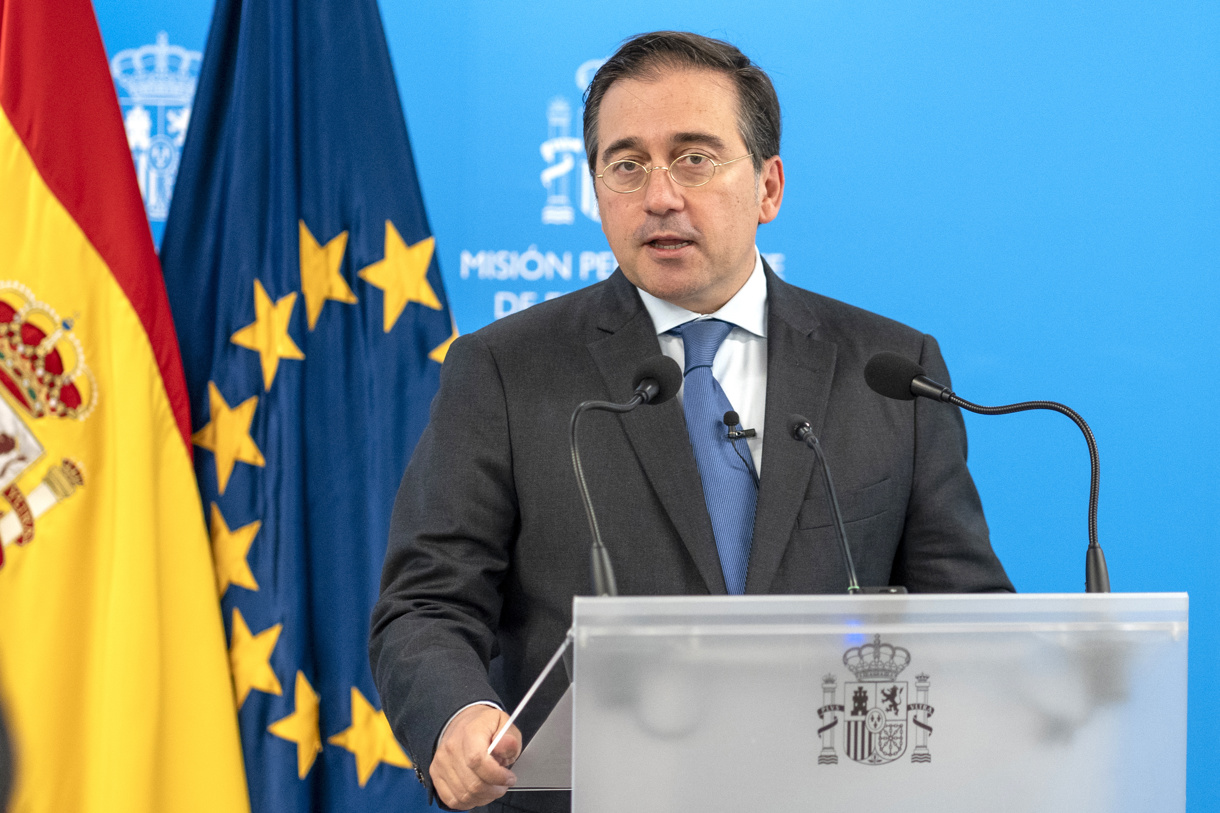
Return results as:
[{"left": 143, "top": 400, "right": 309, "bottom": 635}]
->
[{"left": 512, "top": 593, "right": 1187, "bottom": 813}]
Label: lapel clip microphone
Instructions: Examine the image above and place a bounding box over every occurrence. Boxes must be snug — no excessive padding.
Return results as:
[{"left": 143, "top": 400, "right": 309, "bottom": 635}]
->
[
  {"left": 723, "top": 410, "right": 756, "bottom": 440},
  {"left": 723, "top": 411, "right": 760, "bottom": 489}
]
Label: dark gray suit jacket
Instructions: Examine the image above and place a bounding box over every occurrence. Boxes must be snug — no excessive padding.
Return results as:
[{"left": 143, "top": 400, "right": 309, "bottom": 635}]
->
[{"left": 369, "top": 267, "right": 1012, "bottom": 811}]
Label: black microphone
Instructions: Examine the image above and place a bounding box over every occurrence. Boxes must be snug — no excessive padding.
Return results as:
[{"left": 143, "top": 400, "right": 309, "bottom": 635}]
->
[
  {"left": 864, "top": 351, "right": 952, "bottom": 402},
  {"left": 630, "top": 354, "right": 684, "bottom": 406},
  {"left": 722, "top": 410, "right": 757, "bottom": 440},
  {"left": 722, "top": 411, "right": 759, "bottom": 488},
  {"left": 863, "top": 351, "right": 1110, "bottom": 593},
  {"left": 570, "top": 356, "right": 683, "bottom": 596}
]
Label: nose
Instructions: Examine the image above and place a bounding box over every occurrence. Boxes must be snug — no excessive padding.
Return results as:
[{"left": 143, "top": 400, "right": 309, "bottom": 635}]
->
[{"left": 641, "top": 165, "right": 685, "bottom": 214}]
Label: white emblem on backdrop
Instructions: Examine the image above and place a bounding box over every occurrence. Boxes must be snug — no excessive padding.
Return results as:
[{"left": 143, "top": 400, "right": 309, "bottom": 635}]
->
[
  {"left": 540, "top": 99, "right": 583, "bottom": 225},
  {"left": 110, "top": 33, "right": 202, "bottom": 223},
  {"left": 540, "top": 58, "right": 606, "bottom": 225}
]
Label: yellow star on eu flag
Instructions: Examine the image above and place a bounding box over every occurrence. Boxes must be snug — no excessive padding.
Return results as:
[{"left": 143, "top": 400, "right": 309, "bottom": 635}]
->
[
  {"left": 299, "top": 220, "right": 357, "bottom": 330},
  {"left": 269, "top": 671, "right": 323, "bottom": 779},
  {"left": 192, "top": 381, "right": 265, "bottom": 494},
  {"left": 428, "top": 321, "right": 459, "bottom": 364},
  {"left": 358, "top": 220, "right": 440, "bottom": 332},
  {"left": 228, "top": 608, "right": 283, "bottom": 708},
  {"left": 231, "top": 279, "right": 305, "bottom": 390},
  {"left": 210, "top": 503, "right": 260, "bottom": 596},
  {"left": 327, "top": 686, "right": 411, "bottom": 787}
]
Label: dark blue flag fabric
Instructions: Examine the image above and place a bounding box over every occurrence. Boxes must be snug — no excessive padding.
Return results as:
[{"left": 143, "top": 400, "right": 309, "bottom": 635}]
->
[{"left": 159, "top": 0, "right": 453, "bottom": 810}]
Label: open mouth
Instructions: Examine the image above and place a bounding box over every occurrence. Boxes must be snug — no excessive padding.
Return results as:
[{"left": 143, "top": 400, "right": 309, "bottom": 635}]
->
[{"left": 647, "top": 239, "right": 692, "bottom": 250}]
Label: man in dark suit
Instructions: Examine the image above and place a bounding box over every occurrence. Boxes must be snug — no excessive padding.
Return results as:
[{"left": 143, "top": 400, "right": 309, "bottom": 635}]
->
[{"left": 370, "top": 31, "right": 1012, "bottom": 812}]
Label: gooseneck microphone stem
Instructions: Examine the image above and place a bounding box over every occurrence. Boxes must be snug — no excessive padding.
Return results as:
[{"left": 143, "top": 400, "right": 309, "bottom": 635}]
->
[
  {"left": 567, "top": 354, "right": 684, "bottom": 598},
  {"left": 569, "top": 396, "right": 643, "bottom": 597},
  {"left": 791, "top": 420, "right": 862, "bottom": 594},
  {"left": 864, "top": 352, "right": 1110, "bottom": 593},
  {"left": 945, "top": 392, "right": 1109, "bottom": 592}
]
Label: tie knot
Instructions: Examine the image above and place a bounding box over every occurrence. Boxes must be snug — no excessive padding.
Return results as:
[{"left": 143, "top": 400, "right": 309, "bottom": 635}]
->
[{"left": 672, "top": 319, "right": 733, "bottom": 372}]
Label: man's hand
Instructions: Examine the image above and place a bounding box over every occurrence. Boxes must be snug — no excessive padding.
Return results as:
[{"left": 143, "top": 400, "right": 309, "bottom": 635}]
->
[{"left": 431, "top": 704, "right": 521, "bottom": 810}]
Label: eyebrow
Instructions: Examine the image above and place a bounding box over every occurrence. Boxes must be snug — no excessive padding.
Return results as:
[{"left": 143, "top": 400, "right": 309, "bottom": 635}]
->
[
  {"left": 601, "top": 137, "right": 644, "bottom": 165},
  {"left": 671, "top": 131, "right": 728, "bottom": 152},
  {"left": 600, "top": 131, "right": 730, "bottom": 165}
]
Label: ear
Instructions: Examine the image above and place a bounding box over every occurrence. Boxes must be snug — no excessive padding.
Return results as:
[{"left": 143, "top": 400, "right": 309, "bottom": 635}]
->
[{"left": 757, "top": 155, "right": 784, "bottom": 224}]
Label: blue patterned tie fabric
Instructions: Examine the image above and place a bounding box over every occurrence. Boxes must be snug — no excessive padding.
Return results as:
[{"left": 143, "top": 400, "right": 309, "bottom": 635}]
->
[{"left": 670, "top": 318, "right": 758, "bottom": 594}]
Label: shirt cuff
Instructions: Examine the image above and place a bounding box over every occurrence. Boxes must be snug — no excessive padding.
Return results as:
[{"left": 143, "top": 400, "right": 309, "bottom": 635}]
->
[{"left": 437, "top": 701, "right": 504, "bottom": 749}]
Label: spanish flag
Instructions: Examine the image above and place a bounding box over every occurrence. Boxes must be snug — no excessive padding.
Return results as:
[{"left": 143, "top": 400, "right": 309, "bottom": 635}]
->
[{"left": 0, "top": 1, "right": 250, "bottom": 810}]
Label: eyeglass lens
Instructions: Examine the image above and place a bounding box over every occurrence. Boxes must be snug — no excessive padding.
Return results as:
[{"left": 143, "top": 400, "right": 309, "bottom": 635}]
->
[{"left": 603, "top": 154, "right": 717, "bottom": 192}]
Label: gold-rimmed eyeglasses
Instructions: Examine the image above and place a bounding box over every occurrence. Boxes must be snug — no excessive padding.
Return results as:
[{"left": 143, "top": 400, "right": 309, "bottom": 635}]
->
[{"left": 596, "top": 152, "right": 754, "bottom": 194}]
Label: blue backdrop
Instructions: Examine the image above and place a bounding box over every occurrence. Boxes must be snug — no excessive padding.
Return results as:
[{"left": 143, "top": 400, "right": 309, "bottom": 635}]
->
[{"left": 93, "top": 0, "right": 1219, "bottom": 808}]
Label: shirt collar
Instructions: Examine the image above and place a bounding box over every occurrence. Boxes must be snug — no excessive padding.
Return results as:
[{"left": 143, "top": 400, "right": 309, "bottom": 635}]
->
[{"left": 636, "top": 248, "right": 768, "bottom": 338}]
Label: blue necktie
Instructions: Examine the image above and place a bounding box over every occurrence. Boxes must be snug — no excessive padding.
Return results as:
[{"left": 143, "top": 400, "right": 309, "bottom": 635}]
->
[{"left": 671, "top": 319, "right": 758, "bottom": 595}]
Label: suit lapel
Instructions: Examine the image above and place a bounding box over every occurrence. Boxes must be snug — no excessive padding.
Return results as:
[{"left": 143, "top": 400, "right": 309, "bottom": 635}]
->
[
  {"left": 586, "top": 273, "right": 725, "bottom": 594},
  {"left": 745, "top": 271, "right": 838, "bottom": 594}
]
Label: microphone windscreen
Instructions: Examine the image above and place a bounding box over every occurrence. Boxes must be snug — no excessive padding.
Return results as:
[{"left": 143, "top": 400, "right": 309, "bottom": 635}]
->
[
  {"left": 723, "top": 410, "right": 740, "bottom": 427},
  {"left": 633, "top": 355, "right": 684, "bottom": 405},
  {"left": 864, "top": 352, "right": 925, "bottom": 401}
]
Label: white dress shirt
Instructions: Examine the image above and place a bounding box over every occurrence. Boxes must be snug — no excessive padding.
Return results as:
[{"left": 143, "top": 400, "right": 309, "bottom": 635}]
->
[{"left": 636, "top": 249, "right": 768, "bottom": 474}]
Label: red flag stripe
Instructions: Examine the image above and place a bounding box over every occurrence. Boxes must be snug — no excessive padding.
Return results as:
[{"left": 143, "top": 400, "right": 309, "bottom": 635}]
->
[{"left": 0, "top": 0, "right": 194, "bottom": 450}]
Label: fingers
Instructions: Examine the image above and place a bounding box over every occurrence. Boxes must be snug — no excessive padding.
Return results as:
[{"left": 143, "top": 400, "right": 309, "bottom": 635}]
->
[
  {"left": 489, "top": 720, "right": 522, "bottom": 767},
  {"left": 431, "top": 705, "right": 522, "bottom": 810}
]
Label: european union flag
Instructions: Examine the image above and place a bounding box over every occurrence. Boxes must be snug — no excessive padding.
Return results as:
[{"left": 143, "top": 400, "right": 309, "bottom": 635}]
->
[{"left": 160, "top": 0, "right": 453, "bottom": 810}]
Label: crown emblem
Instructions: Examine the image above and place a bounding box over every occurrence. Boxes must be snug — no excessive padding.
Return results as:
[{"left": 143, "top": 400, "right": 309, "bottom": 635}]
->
[
  {"left": 843, "top": 634, "right": 910, "bottom": 681},
  {"left": 0, "top": 283, "right": 96, "bottom": 420},
  {"left": 110, "top": 32, "right": 201, "bottom": 104}
]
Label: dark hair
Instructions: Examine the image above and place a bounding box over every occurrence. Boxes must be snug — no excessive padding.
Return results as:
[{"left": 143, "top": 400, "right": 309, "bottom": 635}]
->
[{"left": 583, "top": 31, "right": 781, "bottom": 175}]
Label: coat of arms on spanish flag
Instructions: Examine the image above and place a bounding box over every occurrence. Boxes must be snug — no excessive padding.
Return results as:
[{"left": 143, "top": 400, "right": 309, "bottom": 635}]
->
[{"left": 0, "top": 1, "right": 249, "bottom": 810}]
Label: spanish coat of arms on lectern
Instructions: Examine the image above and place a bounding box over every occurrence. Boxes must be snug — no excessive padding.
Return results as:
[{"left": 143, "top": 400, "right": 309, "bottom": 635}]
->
[{"left": 816, "top": 635, "right": 935, "bottom": 766}]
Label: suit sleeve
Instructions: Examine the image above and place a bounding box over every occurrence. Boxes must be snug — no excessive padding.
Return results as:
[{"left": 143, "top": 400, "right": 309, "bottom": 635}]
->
[
  {"left": 891, "top": 334, "right": 1015, "bottom": 593},
  {"left": 369, "top": 332, "right": 518, "bottom": 797}
]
